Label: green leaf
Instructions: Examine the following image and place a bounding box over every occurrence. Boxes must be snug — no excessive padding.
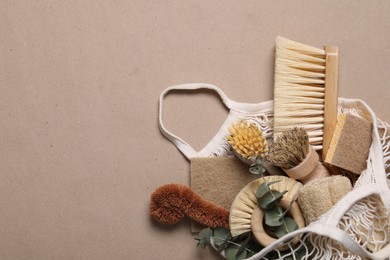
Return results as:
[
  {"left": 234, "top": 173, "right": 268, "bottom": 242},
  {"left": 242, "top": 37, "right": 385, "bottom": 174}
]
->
[
  {"left": 264, "top": 206, "right": 284, "bottom": 227},
  {"left": 213, "top": 226, "right": 231, "bottom": 252},
  {"left": 293, "top": 245, "right": 308, "bottom": 260},
  {"left": 249, "top": 164, "right": 266, "bottom": 175},
  {"left": 258, "top": 190, "right": 287, "bottom": 210},
  {"left": 282, "top": 198, "right": 296, "bottom": 217},
  {"left": 213, "top": 227, "right": 231, "bottom": 241},
  {"left": 274, "top": 217, "right": 299, "bottom": 239},
  {"left": 255, "top": 181, "right": 280, "bottom": 199},
  {"left": 216, "top": 239, "right": 229, "bottom": 253},
  {"left": 236, "top": 233, "right": 251, "bottom": 256},
  {"left": 195, "top": 228, "right": 212, "bottom": 248},
  {"left": 225, "top": 245, "right": 247, "bottom": 260}
]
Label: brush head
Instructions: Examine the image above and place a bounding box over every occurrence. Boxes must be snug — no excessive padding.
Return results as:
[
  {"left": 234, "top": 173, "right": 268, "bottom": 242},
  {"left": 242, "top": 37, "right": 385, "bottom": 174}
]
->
[
  {"left": 267, "top": 127, "right": 310, "bottom": 169},
  {"left": 229, "top": 176, "right": 302, "bottom": 237},
  {"left": 227, "top": 120, "right": 268, "bottom": 162},
  {"left": 274, "top": 36, "right": 327, "bottom": 149}
]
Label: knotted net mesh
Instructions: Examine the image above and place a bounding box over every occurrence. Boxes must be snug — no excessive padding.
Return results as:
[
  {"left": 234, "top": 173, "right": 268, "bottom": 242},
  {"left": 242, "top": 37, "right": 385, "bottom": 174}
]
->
[{"left": 220, "top": 102, "right": 390, "bottom": 260}]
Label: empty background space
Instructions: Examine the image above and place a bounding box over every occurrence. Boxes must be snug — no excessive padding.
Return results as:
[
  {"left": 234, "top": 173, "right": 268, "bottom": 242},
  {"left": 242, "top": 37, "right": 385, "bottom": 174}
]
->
[{"left": 1, "top": 1, "right": 389, "bottom": 259}]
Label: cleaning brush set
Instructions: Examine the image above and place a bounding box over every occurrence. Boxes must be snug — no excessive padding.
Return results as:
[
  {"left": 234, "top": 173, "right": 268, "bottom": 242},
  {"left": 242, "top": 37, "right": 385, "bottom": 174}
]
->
[{"left": 151, "top": 37, "right": 390, "bottom": 259}]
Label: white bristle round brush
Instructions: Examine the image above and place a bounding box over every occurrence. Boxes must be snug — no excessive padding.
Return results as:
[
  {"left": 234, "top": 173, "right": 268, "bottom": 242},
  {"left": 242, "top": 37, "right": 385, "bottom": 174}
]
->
[{"left": 229, "top": 176, "right": 304, "bottom": 249}]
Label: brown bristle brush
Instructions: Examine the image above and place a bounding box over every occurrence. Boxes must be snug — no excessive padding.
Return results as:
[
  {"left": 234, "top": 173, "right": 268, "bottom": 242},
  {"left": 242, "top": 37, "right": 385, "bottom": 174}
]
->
[
  {"left": 150, "top": 184, "right": 229, "bottom": 228},
  {"left": 267, "top": 127, "right": 330, "bottom": 184},
  {"left": 274, "top": 36, "right": 339, "bottom": 161}
]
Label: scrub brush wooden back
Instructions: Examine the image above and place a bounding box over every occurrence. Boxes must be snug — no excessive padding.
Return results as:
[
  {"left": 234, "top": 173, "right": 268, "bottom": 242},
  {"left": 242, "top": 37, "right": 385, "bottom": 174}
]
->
[{"left": 274, "top": 36, "right": 339, "bottom": 161}]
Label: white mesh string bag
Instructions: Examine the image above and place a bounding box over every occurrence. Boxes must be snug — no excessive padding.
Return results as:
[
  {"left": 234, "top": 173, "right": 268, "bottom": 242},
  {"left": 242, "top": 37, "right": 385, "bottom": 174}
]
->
[{"left": 216, "top": 98, "right": 390, "bottom": 260}]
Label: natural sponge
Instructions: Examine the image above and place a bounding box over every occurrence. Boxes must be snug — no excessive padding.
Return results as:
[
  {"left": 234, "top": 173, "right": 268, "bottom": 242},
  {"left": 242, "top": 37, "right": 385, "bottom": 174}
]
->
[
  {"left": 297, "top": 176, "right": 352, "bottom": 224},
  {"left": 325, "top": 113, "right": 373, "bottom": 174}
]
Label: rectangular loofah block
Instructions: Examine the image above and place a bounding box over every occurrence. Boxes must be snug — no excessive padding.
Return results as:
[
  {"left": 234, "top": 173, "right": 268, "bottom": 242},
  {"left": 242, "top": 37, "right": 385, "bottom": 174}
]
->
[
  {"left": 190, "top": 156, "right": 259, "bottom": 232},
  {"left": 297, "top": 176, "right": 352, "bottom": 224},
  {"left": 325, "top": 113, "right": 373, "bottom": 174}
]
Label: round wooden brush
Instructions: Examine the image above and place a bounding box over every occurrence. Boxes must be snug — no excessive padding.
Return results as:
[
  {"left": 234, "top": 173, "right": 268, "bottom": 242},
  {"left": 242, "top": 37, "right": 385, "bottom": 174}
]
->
[
  {"left": 267, "top": 128, "right": 330, "bottom": 184},
  {"left": 229, "top": 176, "right": 304, "bottom": 248}
]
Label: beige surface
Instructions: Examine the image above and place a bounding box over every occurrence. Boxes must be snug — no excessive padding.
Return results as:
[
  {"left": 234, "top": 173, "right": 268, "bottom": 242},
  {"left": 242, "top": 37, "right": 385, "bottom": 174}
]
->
[{"left": 1, "top": 1, "right": 390, "bottom": 259}]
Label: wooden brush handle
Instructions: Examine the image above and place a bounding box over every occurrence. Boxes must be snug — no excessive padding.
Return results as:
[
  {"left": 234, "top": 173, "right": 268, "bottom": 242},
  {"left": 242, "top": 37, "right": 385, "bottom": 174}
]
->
[
  {"left": 283, "top": 146, "right": 330, "bottom": 184},
  {"left": 300, "top": 162, "right": 330, "bottom": 184},
  {"left": 283, "top": 146, "right": 319, "bottom": 180},
  {"left": 251, "top": 198, "right": 305, "bottom": 250},
  {"left": 322, "top": 46, "right": 339, "bottom": 161},
  {"left": 150, "top": 184, "right": 229, "bottom": 228}
]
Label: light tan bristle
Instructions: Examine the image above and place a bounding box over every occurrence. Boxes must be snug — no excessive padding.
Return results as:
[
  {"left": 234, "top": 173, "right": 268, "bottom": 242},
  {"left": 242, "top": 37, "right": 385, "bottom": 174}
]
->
[
  {"left": 274, "top": 36, "right": 327, "bottom": 150},
  {"left": 229, "top": 176, "right": 303, "bottom": 237}
]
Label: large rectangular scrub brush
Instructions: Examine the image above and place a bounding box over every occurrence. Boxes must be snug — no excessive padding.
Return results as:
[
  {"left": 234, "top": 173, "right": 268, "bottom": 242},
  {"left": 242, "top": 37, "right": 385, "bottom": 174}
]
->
[{"left": 273, "top": 36, "right": 339, "bottom": 161}]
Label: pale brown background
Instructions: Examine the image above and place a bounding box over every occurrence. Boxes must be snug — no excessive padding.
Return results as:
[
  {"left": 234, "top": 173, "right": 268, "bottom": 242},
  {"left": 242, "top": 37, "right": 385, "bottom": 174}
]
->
[{"left": 1, "top": 1, "right": 390, "bottom": 259}]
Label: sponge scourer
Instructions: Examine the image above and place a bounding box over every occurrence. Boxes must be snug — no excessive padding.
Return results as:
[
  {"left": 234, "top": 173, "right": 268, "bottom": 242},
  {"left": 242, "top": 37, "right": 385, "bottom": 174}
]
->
[
  {"left": 325, "top": 113, "right": 373, "bottom": 174},
  {"left": 297, "top": 176, "right": 352, "bottom": 224}
]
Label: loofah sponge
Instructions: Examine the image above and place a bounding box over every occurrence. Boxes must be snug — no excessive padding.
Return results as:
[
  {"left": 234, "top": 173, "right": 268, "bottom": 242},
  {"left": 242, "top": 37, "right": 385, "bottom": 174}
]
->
[
  {"left": 297, "top": 176, "right": 352, "bottom": 224},
  {"left": 325, "top": 113, "right": 373, "bottom": 174}
]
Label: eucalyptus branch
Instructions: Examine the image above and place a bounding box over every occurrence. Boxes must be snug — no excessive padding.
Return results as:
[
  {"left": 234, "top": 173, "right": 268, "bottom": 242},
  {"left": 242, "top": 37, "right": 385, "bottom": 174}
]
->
[{"left": 212, "top": 236, "right": 256, "bottom": 254}]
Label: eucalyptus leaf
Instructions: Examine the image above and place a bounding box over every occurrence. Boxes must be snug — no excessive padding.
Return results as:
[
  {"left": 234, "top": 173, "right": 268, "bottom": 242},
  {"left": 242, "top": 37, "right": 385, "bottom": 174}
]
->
[
  {"left": 255, "top": 181, "right": 280, "bottom": 199},
  {"left": 282, "top": 198, "right": 296, "bottom": 217},
  {"left": 236, "top": 233, "right": 251, "bottom": 256},
  {"left": 264, "top": 206, "right": 284, "bottom": 227},
  {"left": 195, "top": 227, "right": 212, "bottom": 248},
  {"left": 216, "top": 238, "right": 229, "bottom": 253},
  {"left": 213, "top": 227, "right": 231, "bottom": 241},
  {"left": 249, "top": 164, "right": 266, "bottom": 175},
  {"left": 293, "top": 245, "right": 308, "bottom": 260},
  {"left": 213, "top": 226, "right": 231, "bottom": 249},
  {"left": 274, "top": 217, "right": 299, "bottom": 239},
  {"left": 225, "top": 245, "right": 247, "bottom": 260},
  {"left": 258, "top": 190, "right": 287, "bottom": 210}
]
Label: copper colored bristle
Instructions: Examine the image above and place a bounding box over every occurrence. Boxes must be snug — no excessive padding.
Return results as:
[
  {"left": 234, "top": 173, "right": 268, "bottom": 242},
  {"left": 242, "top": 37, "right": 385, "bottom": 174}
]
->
[{"left": 150, "top": 184, "right": 229, "bottom": 228}]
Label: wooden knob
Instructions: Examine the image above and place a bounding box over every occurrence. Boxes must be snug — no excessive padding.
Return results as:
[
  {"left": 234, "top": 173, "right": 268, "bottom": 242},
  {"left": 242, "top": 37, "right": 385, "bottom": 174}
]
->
[
  {"left": 251, "top": 198, "right": 305, "bottom": 250},
  {"left": 283, "top": 146, "right": 330, "bottom": 184}
]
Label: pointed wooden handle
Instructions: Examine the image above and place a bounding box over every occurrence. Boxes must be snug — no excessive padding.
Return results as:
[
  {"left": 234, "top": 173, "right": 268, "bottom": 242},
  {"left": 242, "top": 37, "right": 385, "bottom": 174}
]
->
[{"left": 322, "top": 46, "right": 339, "bottom": 161}]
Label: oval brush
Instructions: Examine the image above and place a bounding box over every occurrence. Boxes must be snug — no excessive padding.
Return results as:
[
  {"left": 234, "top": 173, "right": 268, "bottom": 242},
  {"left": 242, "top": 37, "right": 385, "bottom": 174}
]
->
[
  {"left": 229, "top": 176, "right": 304, "bottom": 248},
  {"left": 150, "top": 184, "right": 229, "bottom": 228},
  {"left": 267, "top": 127, "right": 330, "bottom": 184}
]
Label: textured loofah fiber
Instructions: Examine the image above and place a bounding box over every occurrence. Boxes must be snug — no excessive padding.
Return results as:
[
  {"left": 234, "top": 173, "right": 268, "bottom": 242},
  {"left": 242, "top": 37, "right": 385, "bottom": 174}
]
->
[{"left": 297, "top": 176, "right": 352, "bottom": 224}]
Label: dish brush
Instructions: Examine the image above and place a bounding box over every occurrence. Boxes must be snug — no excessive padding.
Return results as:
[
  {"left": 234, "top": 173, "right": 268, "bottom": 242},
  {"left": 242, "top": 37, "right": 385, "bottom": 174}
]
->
[
  {"left": 267, "top": 127, "right": 330, "bottom": 184},
  {"left": 274, "top": 36, "right": 339, "bottom": 161},
  {"left": 229, "top": 176, "right": 304, "bottom": 248}
]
